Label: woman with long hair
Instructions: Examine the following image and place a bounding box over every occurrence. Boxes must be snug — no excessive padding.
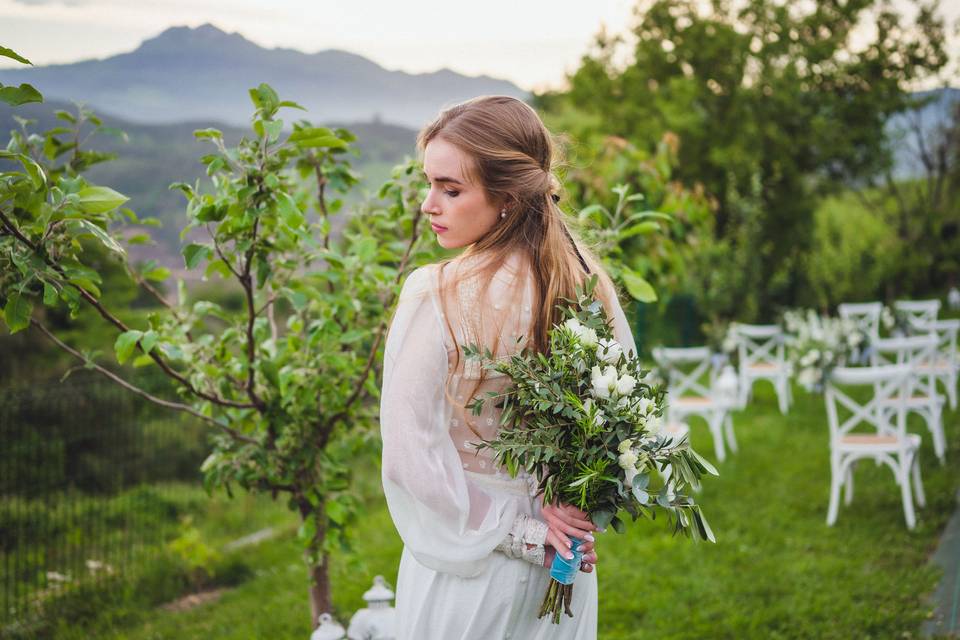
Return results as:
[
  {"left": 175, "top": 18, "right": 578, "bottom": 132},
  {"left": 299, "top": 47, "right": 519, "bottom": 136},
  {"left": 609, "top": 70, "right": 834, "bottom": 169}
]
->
[{"left": 379, "top": 95, "right": 638, "bottom": 639}]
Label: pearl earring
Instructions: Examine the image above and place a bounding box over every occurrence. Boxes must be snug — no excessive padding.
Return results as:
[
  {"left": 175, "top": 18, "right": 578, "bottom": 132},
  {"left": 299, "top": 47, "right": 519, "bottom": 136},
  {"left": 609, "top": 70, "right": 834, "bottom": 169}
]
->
[{"left": 500, "top": 208, "right": 507, "bottom": 219}]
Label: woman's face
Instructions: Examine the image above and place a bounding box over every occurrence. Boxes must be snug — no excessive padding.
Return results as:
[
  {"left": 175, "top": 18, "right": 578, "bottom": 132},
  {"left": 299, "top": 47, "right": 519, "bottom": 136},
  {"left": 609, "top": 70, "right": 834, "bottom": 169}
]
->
[{"left": 421, "top": 138, "right": 501, "bottom": 250}]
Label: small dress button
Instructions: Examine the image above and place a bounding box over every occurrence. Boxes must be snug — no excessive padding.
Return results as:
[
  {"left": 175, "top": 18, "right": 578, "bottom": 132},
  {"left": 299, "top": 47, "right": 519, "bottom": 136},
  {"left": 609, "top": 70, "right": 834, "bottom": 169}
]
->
[{"left": 451, "top": 418, "right": 459, "bottom": 426}]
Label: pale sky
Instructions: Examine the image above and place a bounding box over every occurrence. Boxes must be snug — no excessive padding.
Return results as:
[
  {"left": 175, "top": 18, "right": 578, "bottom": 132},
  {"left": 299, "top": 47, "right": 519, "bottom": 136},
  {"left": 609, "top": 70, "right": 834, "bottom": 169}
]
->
[{"left": 0, "top": 0, "right": 957, "bottom": 91}]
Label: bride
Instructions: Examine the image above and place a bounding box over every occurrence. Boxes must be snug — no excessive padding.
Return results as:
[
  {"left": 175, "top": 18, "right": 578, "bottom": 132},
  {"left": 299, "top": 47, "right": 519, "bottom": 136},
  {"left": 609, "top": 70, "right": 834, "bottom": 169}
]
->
[{"left": 379, "top": 95, "right": 638, "bottom": 639}]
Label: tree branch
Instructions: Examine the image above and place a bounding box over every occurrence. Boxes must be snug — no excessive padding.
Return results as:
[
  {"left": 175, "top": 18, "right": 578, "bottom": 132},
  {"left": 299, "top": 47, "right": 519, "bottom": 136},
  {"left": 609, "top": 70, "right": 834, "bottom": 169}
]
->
[
  {"left": 0, "top": 207, "right": 256, "bottom": 410},
  {"left": 31, "top": 319, "right": 258, "bottom": 445},
  {"left": 322, "top": 205, "right": 426, "bottom": 440},
  {"left": 240, "top": 217, "right": 266, "bottom": 413}
]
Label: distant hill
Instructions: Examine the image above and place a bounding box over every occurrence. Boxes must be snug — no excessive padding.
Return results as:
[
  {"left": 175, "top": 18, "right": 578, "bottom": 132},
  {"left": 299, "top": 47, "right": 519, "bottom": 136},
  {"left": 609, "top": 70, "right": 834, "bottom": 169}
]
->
[
  {"left": 0, "top": 23, "right": 528, "bottom": 129},
  {"left": 0, "top": 99, "right": 418, "bottom": 270}
]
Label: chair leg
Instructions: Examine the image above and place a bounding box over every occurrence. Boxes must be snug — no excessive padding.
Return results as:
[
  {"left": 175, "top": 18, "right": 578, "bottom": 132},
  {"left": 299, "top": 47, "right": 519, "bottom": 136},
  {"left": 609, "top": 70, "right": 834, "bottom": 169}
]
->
[
  {"left": 827, "top": 455, "right": 843, "bottom": 526},
  {"left": 898, "top": 458, "right": 917, "bottom": 530},
  {"left": 947, "top": 374, "right": 957, "bottom": 410},
  {"left": 911, "top": 451, "right": 926, "bottom": 508},
  {"left": 724, "top": 413, "right": 738, "bottom": 454},
  {"left": 843, "top": 463, "right": 855, "bottom": 506},
  {"left": 777, "top": 377, "right": 788, "bottom": 415},
  {"left": 709, "top": 413, "right": 726, "bottom": 463},
  {"left": 925, "top": 403, "right": 946, "bottom": 465}
]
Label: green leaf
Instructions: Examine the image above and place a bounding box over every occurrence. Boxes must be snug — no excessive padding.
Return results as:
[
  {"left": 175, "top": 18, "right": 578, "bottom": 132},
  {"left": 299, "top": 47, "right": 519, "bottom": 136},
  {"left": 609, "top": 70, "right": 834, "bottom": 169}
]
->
[
  {"left": 623, "top": 269, "right": 658, "bottom": 303},
  {"left": 619, "top": 221, "right": 661, "bottom": 240},
  {"left": 325, "top": 500, "right": 347, "bottom": 525},
  {"left": 591, "top": 509, "right": 614, "bottom": 530},
  {"left": 3, "top": 292, "right": 32, "bottom": 333},
  {"left": 142, "top": 265, "right": 170, "bottom": 282},
  {"left": 264, "top": 119, "right": 283, "bottom": 142},
  {"left": 691, "top": 449, "right": 720, "bottom": 476},
  {"left": 114, "top": 330, "right": 143, "bottom": 364},
  {"left": 610, "top": 515, "right": 625, "bottom": 534},
  {"left": 275, "top": 192, "right": 305, "bottom": 228},
  {"left": 0, "top": 83, "right": 43, "bottom": 107},
  {"left": 0, "top": 46, "right": 32, "bottom": 65},
  {"left": 42, "top": 282, "right": 58, "bottom": 306},
  {"left": 182, "top": 243, "right": 213, "bottom": 269},
  {"left": 77, "top": 186, "right": 129, "bottom": 214},
  {"left": 16, "top": 155, "right": 45, "bottom": 189},
  {"left": 193, "top": 128, "right": 223, "bottom": 140},
  {"left": 73, "top": 220, "right": 125, "bottom": 256},
  {"left": 140, "top": 330, "right": 158, "bottom": 355}
]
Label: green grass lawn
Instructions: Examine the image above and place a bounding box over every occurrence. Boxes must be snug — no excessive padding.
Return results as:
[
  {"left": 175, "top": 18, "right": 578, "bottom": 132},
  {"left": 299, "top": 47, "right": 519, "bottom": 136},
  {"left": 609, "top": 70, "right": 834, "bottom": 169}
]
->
[{"left": 61, "top": 382, "right": 959, "bottom": 639}]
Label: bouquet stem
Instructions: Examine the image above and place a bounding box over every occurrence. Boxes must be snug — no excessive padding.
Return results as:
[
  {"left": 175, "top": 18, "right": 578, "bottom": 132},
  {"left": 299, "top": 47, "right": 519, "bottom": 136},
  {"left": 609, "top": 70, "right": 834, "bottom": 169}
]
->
[{"left": 538, "top": 536, "right": 583, "bottom": 624}]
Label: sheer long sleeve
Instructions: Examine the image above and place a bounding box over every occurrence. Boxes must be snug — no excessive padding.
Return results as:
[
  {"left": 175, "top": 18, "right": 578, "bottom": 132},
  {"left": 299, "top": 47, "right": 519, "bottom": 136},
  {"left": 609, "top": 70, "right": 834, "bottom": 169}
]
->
[
  {"left": 380, "top": 266, "right": 531, "bottom": 577},
  {"left": 607, "top": 291, "right": 638, "bottom": 360}
]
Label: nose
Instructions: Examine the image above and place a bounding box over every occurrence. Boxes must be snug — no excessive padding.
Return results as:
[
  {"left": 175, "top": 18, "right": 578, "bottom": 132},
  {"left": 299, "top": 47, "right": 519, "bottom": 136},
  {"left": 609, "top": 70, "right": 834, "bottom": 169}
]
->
[{"left": 421, "top": 188, "right": 440, "bottom": 216}]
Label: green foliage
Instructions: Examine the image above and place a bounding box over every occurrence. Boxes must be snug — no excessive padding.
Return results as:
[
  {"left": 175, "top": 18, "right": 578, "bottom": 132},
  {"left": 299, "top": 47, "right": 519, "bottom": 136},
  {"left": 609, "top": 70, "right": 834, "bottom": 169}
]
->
[
  {"left": 550, "top": 126, "right": 715, "bottom": 309},
  {"left": 0, "top": 45, "right": 42, "bottom": 107},
  {"left": 0, "top": 68, "right": 440, "bottom": 620},
  {"left": 539, "top": 0, "right": 949, "bottom": 317}
]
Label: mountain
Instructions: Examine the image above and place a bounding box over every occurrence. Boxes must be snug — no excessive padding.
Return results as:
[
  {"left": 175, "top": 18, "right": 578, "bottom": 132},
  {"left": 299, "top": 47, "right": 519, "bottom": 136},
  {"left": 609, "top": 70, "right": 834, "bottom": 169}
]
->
[{"left": 0, "top": 23, "right": 529, "bottom": 129}]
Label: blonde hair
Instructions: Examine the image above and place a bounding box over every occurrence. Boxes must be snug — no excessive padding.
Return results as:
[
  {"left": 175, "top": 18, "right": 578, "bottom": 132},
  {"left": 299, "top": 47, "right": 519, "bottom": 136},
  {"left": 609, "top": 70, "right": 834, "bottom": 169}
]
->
[{"left": 417, "top": 95, "right": 624, "bottom": 438}]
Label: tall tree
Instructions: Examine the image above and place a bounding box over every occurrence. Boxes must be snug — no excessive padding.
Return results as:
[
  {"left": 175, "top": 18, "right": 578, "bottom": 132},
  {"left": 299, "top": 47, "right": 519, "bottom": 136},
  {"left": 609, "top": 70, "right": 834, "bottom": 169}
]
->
[{"left": 538, "top": 0, "right": 949, "bottom": 319}]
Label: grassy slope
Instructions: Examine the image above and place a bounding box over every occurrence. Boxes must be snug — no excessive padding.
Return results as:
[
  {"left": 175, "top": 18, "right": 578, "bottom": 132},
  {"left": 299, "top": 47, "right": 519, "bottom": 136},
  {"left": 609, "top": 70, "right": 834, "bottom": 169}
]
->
[{"left": 75, "top": 383, "right": 957, "bottom": 639}]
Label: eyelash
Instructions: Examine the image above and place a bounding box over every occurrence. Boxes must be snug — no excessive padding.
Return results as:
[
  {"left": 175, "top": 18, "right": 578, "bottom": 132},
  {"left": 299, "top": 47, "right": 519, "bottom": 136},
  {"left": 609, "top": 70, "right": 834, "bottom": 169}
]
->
[{"left": 443, "top": 189, "right": 459, "bottom": 198}]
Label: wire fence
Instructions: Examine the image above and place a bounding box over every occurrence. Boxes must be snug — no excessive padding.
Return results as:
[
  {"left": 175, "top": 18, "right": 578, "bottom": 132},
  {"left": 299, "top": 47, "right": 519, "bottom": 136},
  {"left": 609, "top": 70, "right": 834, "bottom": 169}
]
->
[{"left": 0, "top": 374, "right": 208, "bottom": 631}]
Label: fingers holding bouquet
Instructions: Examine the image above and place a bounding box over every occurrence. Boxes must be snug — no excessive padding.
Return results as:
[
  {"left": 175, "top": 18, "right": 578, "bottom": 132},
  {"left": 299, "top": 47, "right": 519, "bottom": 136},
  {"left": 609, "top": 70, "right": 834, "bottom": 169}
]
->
[
  {"left": 541, "top": 500, "right": 597, "bottom": 559},
  {"left": 543, "top": 536, "right": 597, "bottom": 573}
]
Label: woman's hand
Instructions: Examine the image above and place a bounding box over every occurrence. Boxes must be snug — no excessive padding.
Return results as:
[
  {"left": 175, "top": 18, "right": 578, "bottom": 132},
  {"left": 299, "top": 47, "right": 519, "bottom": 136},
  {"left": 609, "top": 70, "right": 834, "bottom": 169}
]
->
[
  {"left": 543, "top": 540, "right": 597, "bottom": 573},
  {"left": 541, "top": 501, "right": 598, "bottom": 560}
]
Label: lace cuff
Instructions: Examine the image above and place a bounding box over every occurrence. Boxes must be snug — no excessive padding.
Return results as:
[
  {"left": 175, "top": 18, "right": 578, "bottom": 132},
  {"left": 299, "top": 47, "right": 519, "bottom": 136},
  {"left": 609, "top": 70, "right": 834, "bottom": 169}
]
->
[{"left": 493, "top": 514, "right": 547, "bottom": 566}]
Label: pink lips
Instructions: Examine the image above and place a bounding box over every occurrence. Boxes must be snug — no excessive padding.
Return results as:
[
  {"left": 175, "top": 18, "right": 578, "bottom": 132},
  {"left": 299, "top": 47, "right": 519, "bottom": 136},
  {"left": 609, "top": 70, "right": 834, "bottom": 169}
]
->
[{"left": 431, "top": 223, "right": 448, "bottom": 233}]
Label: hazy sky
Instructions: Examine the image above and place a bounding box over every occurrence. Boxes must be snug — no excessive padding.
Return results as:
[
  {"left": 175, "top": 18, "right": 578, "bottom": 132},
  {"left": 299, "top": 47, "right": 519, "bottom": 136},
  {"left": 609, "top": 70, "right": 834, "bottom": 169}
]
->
[{"left": 0, "top": 0, "right": 957, "bottom": 91}]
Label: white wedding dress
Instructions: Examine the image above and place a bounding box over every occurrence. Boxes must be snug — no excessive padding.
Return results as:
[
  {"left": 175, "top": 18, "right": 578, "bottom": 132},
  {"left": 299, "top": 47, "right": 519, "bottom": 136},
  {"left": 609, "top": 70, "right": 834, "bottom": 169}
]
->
[{"left": 380, "top": 251, "right": 637, "bottom": 640}]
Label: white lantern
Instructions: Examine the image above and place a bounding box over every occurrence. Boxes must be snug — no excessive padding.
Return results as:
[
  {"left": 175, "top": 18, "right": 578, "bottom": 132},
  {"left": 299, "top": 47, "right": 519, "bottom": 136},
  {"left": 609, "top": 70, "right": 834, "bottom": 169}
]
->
[
  {"left": 948, "top": 287, "right": 960, "bottom": 311},
  {"left": 311, "top": 613, "right": 346, "bottom": 640},
  {"left": 347, "top": 575, "right": 397, "bottom": 640},
  {"left": 714, "top": 364, "right": 739, "bottom": 409}
]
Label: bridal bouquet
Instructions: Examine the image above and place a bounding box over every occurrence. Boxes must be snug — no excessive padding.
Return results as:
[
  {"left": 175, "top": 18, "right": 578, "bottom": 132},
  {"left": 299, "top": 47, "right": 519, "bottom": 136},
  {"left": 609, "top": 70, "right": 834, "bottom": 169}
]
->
[{"left": 464, "top": 275, "right": 717, "bottom": 624}]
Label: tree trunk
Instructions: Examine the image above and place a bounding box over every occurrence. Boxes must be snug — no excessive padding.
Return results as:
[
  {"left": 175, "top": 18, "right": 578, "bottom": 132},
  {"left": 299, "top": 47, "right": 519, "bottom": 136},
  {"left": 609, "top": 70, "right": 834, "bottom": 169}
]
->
[
  {"left": 298, "top": 499, "right": 332, "bottom": 629},
  {"left": 306, "top": 551, "right": 332, "bottom": 629}
]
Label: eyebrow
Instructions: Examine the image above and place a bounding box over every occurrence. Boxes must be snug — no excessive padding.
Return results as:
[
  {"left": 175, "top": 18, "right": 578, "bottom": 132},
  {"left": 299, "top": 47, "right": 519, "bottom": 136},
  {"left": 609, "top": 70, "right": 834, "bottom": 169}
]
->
[{"left": 422, "top": 172, "right": 465, "bottom": 186}]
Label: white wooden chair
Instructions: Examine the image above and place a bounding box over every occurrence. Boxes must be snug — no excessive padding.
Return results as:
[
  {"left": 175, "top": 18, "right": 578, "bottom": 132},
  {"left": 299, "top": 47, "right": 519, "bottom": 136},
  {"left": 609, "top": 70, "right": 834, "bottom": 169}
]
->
[
  {"left": 824, "top": 365, "right": 925, "bottom": 529},
  {"left": 732, "top": 323, "right": 792, "bottom": 414},
  {"left": 652, "top": 346, "right": 736, "bottom": 462},
  {"left": 871, "top": 334, "right": 946, "bottom": 464},
  {"left": 909, "top": 319, "right": 959, "bottom": 410},
  {"left": 894, "top": 299, "right": 941, "bottom": 330},
  {"left": 837, "top": 302, "right": 883, "bottom": 342}
]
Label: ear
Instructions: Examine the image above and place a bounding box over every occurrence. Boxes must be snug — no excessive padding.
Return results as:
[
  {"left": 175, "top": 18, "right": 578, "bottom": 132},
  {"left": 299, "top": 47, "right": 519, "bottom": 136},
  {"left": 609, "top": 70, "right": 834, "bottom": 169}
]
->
[{"left": 497, "top": 194, "right": 520, "bottom": 212}]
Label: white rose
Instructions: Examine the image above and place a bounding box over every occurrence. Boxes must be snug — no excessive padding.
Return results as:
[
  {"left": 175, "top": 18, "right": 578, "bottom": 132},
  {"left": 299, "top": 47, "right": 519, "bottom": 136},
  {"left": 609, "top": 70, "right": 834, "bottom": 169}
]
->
[
  {"left": 591, "top": 365, "right": 619, "bottom": 399},
  {"left": 615, "top": 374, "right": 637, "bottom": 396},
  {"left": 646, "top": 414, "right": 665, "bottom": 436},
  {"left": 637, "top": 397, "right": 653, "bottom": 415},
  {"left": 618, "top": 450, "right": 638, "bottom": 470},
  {"left": 597, "top": 338, "right": 623, "bottom": 364},
  {"left": 564, "top": 318, "right": 598, "bottom": 348},
  {"left": 617, "top": 438, "right": 635, "bottom": 454}
]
